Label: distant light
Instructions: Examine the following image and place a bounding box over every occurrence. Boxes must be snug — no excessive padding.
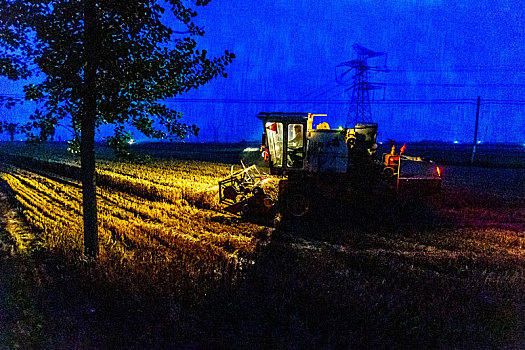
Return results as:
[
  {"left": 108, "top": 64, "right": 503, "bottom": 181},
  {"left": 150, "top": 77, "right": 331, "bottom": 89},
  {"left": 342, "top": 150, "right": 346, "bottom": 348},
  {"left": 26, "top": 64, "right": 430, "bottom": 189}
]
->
[
  {"left": 378, "top": 141, "right": 383, "bottom": 145},
  {"left": 477, "top": 140, "right": 482, "bottom": 144},
  {"left": 453, "top": 140, "right": 459, "bottom": 144},
  {"left": 128, "top": 139, "right": 135, "bottom": 145},
  {"left": 436, "top": 166, "right": 441, "bottom": 177},
  {"left": 243, "top": 147, "right": 259, "bottom": 152}
]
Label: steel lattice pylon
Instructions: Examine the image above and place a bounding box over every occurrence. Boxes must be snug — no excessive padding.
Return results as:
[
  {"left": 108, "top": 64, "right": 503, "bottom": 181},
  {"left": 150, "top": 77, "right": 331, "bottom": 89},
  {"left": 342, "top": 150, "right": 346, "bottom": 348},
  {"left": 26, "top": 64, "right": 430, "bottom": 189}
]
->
[{"left": 336, "top": 44, "right": 388, "bottom": 127}]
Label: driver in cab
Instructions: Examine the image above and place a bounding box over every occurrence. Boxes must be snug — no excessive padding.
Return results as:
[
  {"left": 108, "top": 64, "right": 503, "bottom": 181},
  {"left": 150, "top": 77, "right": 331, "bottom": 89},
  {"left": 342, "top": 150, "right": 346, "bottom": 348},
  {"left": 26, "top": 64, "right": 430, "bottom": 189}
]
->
[{"left": 287, "top": 124, "right": 303, "bottom": 167}]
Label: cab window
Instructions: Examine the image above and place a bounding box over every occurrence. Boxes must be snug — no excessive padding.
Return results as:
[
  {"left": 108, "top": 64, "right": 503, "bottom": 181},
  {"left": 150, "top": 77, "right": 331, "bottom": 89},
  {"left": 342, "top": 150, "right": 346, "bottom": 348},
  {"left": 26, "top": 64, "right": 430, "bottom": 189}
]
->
[
  {"left": 265, "top": 122, "right": 283, "bottom": 167},
  {"left": 287, "top": 124, "right": 304, "bottom": 168}
]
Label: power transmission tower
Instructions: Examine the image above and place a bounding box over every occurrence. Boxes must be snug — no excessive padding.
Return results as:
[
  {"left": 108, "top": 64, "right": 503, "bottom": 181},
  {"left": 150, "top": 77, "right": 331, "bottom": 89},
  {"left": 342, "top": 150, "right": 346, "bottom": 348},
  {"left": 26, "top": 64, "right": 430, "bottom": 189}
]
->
[{"left": 336, "top": 44, "right": 388, "bottom": 126}]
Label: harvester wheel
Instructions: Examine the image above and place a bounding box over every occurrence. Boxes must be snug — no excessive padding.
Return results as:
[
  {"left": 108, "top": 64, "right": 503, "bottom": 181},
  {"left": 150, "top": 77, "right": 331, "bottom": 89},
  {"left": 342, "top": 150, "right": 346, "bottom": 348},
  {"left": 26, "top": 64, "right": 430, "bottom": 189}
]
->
[
  {"left": 252, "top": 186, "right": 264, "bottom": 196},
  {"left": 286, "top": 193, "right": 309, "bottom": 217},
  {"left": 263, "top": 195, "right": 273, "bottom": 209}
]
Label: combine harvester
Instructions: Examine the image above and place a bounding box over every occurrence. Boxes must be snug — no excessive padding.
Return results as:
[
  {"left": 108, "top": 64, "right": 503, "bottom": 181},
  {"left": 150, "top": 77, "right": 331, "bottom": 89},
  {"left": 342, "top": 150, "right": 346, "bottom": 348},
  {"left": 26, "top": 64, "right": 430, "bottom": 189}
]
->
[{"left": 219, "top": 113, "right": 441, "bottom": 219}]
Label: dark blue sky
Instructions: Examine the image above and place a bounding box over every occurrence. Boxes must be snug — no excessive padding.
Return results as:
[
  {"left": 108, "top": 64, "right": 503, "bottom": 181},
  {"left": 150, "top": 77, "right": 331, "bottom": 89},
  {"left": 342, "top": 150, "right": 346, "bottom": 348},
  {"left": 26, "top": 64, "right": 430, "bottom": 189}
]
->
[{"left": 1, "top": 0, "right": 524, "bottom": 143}]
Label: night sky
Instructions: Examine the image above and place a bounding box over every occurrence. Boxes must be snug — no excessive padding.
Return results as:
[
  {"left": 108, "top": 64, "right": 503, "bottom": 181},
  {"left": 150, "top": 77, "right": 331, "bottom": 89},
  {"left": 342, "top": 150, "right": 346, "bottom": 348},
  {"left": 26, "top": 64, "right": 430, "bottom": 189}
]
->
[{"left": 1, "top": 0, "right": 524, "bottom": 143}]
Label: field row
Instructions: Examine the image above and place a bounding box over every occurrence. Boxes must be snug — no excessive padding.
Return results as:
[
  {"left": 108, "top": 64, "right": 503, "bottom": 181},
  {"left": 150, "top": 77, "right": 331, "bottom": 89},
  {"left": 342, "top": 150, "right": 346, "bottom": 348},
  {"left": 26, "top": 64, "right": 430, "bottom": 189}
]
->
[
  {"left": 95, "top": 160, "right": 231, "bottom": 209},
  {"left": 1, "top": 165, "right": 263, "bottom": 268}
]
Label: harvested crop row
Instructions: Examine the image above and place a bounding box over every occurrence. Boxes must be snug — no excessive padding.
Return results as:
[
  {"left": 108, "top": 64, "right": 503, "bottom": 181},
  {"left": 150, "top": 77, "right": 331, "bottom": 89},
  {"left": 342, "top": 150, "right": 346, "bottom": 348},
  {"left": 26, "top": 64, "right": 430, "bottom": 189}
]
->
[
  {"left": 2, "top": 166, "right": 260, "bottom": 266},
  {"left": 98, "top": 188, "right": 257, "bottom": 255},
  {"left": 96, "top": 168, "right": 219, "bottom": 209}
]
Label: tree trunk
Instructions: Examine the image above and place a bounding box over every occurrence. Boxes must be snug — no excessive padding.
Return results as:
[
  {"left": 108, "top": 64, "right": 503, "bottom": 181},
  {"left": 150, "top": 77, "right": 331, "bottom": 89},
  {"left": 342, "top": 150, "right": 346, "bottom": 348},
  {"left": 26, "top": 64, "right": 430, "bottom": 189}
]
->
[
  {"left": 7, "top": 124, "right": 15, "bottom": 141},
  {"left": 81, "top": 0, "right": 98, "bottom": 257}
]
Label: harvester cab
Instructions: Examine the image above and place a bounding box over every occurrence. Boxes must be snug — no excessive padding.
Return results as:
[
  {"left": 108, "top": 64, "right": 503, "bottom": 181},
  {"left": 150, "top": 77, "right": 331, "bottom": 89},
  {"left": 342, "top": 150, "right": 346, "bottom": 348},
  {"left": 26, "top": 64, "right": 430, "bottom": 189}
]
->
[
  {"left": 259, "top": 113, "right": 311, "bottom": 175},
  {"left": 259, "top": 112, "right": 379, "bottom": 176}
]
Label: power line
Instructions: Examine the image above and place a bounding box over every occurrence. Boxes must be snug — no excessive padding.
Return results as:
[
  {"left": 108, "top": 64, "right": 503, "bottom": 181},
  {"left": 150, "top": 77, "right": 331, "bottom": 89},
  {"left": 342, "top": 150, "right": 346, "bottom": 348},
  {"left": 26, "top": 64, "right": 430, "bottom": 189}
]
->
[
  {"left": 383, "top": 82, "right": 525, "bottom": 88},
  {"left": 165, "top": 98, "right": 525, "bottom": 106},
  {"left": 3, "top": 94, "right": 525, "bottom": 106},
  {"left": 164, "top": 98, "right": 480, "bottom": 105},
  {"left": 389, "top": 69, "right": 525, "bottom": 73},
  {"left": 482, "top": 100, "right": 525, "bottom": 105},
  {"left": 306, "top": 84, "right": 342, "bottom": 100},
  {"left": 388, "top": 64, "right": 525, "bottom": 73},
  {"left": 300, "top": 81, "right": 337, "bottom": 99},
  {"left": 0, "top": 93, "right": 24, "bottom": 97}
]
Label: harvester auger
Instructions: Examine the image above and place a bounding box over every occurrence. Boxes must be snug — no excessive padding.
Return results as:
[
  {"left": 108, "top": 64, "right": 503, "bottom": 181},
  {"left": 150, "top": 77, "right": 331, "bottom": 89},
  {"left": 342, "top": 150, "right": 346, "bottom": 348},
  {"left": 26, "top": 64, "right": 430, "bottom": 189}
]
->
[{"left": 218, "top": 112, "right": 442, "bottom": 221}]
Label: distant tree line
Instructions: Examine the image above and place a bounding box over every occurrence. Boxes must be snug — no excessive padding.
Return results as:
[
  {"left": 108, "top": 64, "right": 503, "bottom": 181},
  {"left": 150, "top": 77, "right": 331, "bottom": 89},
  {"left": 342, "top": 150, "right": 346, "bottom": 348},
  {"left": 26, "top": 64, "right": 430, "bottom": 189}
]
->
[{"left": 0, "top": 121, "right": 21, "bottom": 141}]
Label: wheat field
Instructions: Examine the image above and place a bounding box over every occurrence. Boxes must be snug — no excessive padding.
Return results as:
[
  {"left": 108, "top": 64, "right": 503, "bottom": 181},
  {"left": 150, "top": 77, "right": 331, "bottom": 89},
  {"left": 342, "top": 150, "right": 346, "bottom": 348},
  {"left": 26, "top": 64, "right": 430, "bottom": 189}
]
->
[
  {"left": 1, "top": 160, "right": 268, "bottom": 274},
  {"left": 1, "top": 143, "right": 524, "bottom": 348}
]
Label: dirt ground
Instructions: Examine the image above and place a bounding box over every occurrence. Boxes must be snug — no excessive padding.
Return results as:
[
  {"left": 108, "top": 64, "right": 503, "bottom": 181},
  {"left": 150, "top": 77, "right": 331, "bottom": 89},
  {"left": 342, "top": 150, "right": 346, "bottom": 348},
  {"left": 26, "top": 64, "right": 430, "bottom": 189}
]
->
[{"left": 442, "top": 165, "right": 525, "bottom": 198}]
